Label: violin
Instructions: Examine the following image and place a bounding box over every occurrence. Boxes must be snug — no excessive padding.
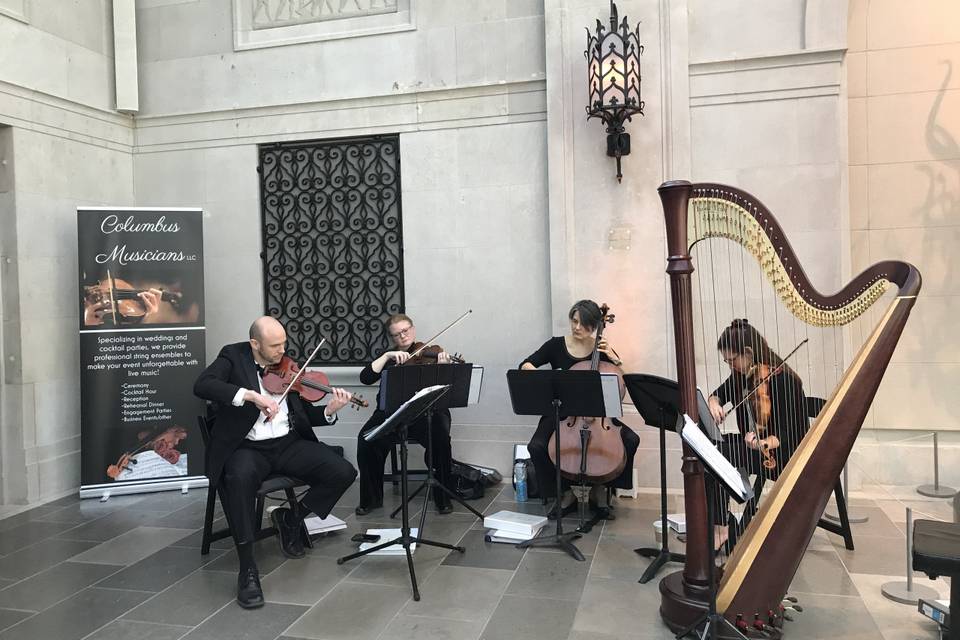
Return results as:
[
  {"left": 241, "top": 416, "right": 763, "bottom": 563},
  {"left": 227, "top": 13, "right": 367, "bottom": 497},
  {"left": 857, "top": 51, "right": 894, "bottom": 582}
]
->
[
  {"left": 106, "top": 425, "right": 188, "bottom": 480},
  {"left": 548, "top": 304, "right": 627, "bottom": 483},
  {"left": 84, "top": 271, "right": 182, "bottom": 325},
  {"left": 404, "top": 342, "right": 466, "bottom": 365},
  {"left": 261, "top": 355, "right": 368, "bottom": 409},
  {"left": 747, "top": 363, "right": 778, "bottom": 470}
]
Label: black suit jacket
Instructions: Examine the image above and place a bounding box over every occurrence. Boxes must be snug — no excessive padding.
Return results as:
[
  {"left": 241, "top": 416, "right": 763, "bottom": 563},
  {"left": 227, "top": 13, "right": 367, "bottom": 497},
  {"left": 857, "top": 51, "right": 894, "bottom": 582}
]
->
[{"left": 193, "top": 341, "right": 332, "bottom": 487}]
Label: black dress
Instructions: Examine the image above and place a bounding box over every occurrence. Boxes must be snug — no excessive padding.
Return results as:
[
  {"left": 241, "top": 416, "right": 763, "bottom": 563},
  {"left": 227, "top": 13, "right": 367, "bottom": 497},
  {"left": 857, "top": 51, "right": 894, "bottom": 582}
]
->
[
  {"left": 708, "top": 366, "right": 809, "bottom": 524},
  {"left": 355, "top": 348, "right": 453, "bottom": 510},
  {"left": 520, "top": 337, "right": 640, "bottom": 499}
]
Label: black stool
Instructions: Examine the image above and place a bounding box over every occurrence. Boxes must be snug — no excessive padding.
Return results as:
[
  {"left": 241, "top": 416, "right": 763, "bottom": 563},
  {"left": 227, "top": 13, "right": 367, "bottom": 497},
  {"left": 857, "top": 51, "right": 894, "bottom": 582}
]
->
[{"left": 913, "top": 519, "right": 959, "bottom": 640}]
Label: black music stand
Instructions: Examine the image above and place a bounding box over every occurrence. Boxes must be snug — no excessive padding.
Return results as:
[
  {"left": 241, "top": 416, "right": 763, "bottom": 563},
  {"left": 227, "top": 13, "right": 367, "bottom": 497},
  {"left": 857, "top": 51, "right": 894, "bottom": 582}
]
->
[
  {"left": 506, "top": 369, "right": 619, "bottom": 562},
  {"left": 336, "top": 385, "right": 465, "bottom": 601},
  {"left": 622, "top": 374, "right": 687, "bottom": 584},
  {"left": 382, "top": 363, "right": 484, "bottom": 520},
  {"left": 675, "top": 414, "right": 753, "bottom": 640}
]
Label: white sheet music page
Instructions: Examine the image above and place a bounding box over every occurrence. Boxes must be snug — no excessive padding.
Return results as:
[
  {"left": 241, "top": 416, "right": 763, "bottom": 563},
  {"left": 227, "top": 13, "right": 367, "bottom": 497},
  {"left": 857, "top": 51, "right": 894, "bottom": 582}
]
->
[
  {"left": 600, "top": 372, "right": 623, "bottom": 418},
  {"left": 680, "top": 414, "right": 751, "bottom": 502}
]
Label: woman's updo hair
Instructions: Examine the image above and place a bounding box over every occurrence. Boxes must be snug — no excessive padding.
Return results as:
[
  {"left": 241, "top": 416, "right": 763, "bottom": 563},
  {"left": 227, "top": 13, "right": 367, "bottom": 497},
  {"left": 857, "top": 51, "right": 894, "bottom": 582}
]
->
[
  {"left": 716, "top": 318, "right": 785, "bottom": 369},
  {"left": 568, "top": 300, "right": 603, "bottom": 331}
]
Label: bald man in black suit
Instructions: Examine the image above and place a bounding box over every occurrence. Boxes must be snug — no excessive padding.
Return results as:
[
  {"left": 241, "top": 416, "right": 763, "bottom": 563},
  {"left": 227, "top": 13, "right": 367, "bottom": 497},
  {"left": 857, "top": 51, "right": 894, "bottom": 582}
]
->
[{"left": 195, "top": 316, "right": 356, "bottom": 608}]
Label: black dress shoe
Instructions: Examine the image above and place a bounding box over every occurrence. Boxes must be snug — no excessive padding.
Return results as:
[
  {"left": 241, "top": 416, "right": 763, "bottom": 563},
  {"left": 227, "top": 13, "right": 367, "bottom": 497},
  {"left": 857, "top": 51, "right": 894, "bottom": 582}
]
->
[
  {"left": 436, "top": 501, "right": 454, "bottom": 515},
  {"left": 355, "top": 504, "right": 381, "bottom": 516},
  {"left": 271, "top": 507, "right": 305, "bottom": 559},
  {"left": 594, "top": 506, "right": 616, "bottom": 521},
  {"left": 237, "top": 568, "right": 264, "bottom": 609},
  {"left": 546, "top": 501, "right": 577, "bottom": 520}
]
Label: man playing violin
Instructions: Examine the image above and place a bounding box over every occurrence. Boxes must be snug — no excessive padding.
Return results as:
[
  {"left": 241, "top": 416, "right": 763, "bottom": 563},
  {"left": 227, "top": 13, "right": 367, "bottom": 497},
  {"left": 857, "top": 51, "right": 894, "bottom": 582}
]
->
[
  {"left": 355, "top": 313, "right": 455, "bottom": 516},
  {"left": 194, "top": 316, "right": 357, "bottom": 609}
]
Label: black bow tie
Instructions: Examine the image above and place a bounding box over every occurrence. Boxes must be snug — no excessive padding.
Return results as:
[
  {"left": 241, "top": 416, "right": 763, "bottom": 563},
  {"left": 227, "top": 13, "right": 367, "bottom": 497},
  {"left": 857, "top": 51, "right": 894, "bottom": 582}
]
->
[{"left": 255, "top": 364, "right": 266, "bottom": 377}]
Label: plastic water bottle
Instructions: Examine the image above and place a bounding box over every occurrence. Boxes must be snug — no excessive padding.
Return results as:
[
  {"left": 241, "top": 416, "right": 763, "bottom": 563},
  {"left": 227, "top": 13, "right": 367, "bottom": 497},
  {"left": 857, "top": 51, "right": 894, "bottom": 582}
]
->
[{"left": 514, "top": 462, "right": 528, "bottom": 502}]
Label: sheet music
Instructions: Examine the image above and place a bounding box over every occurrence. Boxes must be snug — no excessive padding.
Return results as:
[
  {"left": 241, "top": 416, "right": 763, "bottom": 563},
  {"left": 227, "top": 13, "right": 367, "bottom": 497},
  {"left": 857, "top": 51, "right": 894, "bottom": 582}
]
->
[
  {"left": 695, "top": 388, "right": 722, "bottom": 441},
  {"left": 600, "top": 373, "right": 623, "bottom": 418},
  {"left": 116, "top": 451, "right": 188, "bottom": 482},
  {"left": 681, "top": 414, "right": 751, "bottom": 502},
  {"left": 364, "top": 384, "right": 448, "bottom": 442},
  {"left": 468, "top": 365, "right": 484, "bottom": 405}
]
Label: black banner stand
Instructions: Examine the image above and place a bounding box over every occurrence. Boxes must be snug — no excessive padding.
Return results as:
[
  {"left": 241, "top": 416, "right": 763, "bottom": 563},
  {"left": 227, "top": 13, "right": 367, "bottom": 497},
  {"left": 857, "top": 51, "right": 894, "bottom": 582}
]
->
[
  {"left": 384, "top": 363, "right": 484, "bottom": 520},
  {"left": 337, "top": 385, "right": 465, "bottom": 601},
  {"left": 622, "top": 373, "right": 687, "bottom": 584},
  {"left": 506, "top": 369, "right": 617, "bottom": 562},
  {"left": 674, "top": 415, "right": 753, "bottom": 640}
]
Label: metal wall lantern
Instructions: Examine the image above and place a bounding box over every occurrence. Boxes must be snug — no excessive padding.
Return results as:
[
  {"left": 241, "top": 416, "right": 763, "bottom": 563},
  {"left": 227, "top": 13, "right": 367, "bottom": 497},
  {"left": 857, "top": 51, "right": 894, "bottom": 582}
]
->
[{"left": 585, "top": 1, "right": 644, "bottom": 183}]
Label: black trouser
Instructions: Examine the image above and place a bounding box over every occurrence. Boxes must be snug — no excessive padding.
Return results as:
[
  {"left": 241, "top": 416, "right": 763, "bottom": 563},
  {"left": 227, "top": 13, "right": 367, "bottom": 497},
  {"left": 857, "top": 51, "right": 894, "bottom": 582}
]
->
[
  {"left": 220, "top": 431, "right": 357, "bottom": 545},
  {"left": 527, "top": 416, "right": 641, "bottom": 499},
  {"left": 356, "top": 410, "right": 453, "bottom": 509},
  {"left": 708, "top": 433, "right": 775, "bottom": 525}
]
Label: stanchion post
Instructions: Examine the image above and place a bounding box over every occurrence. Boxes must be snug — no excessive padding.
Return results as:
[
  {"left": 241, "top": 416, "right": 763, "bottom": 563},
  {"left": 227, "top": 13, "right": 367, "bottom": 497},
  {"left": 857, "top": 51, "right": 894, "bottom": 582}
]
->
[
  {"left": 917, "top": 432, "right": 957, "bottom": 498},
  {"left": 881, "top": 507, "right": 940, "bottom": 604},
  {"left": 824, "top": 463, "right": 870, "bottom": 524}
]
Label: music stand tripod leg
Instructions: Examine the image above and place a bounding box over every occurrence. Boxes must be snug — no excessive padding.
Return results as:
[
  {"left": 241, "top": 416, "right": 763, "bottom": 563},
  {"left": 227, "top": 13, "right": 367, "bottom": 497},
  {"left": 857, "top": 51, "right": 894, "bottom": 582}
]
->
[
  {"left": 674, "top": 474, "right": 749, "bottom": 640},
  {"left": 389, "top": 407, "right": 485, "bottom": 520},
  {"left": 636, "top": 407, "right": 685, "bottom": 583},
  {"left": 517, "top": 399, "right": 584, "bottom": 561},
  {"left": 338, "top": 421, "right": 464, "bottom": 600}
]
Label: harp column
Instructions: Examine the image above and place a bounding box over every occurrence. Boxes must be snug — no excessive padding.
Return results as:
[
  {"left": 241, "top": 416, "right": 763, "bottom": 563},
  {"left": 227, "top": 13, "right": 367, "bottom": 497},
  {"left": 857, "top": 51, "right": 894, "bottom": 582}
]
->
[{"left": 657, "top": 180, "right": 713, "bottom": 629}]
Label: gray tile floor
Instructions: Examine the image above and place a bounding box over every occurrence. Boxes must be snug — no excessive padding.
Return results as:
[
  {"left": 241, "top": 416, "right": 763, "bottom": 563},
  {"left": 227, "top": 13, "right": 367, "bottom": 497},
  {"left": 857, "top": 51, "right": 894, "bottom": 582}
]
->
[{"left": 0, "top": 483, "right": 951, "bottom": 640}]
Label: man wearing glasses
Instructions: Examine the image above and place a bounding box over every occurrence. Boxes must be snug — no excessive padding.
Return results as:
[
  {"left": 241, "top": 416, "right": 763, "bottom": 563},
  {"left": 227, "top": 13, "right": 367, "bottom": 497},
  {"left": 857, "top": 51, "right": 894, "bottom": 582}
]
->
[{"left": 355, "top": 313, "right": 456, "bottom": 515}]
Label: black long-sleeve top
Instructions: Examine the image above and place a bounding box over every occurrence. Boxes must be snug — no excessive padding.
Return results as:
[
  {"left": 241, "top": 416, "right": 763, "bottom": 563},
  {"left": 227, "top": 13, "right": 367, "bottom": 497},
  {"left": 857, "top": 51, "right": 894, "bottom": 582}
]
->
[
  {"left": 712, "top": 367, "right": 809, "bottom": 478},
  {"left": 520, "top": 336, "right": 616, "bottom": 371},
  {"left": 359, "top": 345, "right": 452, "bottom": 425}
]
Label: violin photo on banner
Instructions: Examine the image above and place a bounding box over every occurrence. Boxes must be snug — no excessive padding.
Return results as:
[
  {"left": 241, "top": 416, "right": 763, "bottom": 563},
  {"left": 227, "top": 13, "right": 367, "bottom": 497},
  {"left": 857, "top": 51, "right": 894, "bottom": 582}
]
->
[
  {"left": 106, "top": 425, "right": 189, "bottom": 481},
  {"left": 82, "top": 269, "right": 199, "bottom": 327}
]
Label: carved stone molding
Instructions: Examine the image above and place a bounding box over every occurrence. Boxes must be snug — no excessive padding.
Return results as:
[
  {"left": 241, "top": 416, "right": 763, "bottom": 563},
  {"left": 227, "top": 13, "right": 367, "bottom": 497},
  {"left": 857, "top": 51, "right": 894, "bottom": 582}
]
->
[
  {"left": 252, "top": 0, "right": 398, "bottom": 29},
  {"left": 233, "top": 0, "right": 414, "bottom": 50},
  {"left": 0, "top": 0, "right": 29, "bottom": 23}
]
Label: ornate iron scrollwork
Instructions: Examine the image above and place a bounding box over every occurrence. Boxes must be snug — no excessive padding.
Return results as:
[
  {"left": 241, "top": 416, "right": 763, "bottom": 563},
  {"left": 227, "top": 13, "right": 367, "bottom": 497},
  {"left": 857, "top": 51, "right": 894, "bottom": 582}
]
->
[{"left": 259, "top": 135, "right": 404, "bottom": 365}]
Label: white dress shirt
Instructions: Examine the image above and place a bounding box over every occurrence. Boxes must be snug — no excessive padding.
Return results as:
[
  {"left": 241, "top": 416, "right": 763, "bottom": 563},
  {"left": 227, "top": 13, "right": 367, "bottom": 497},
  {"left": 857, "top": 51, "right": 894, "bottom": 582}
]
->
[{"left": 232, "top": 369, "right": 337, "bottom": 441}]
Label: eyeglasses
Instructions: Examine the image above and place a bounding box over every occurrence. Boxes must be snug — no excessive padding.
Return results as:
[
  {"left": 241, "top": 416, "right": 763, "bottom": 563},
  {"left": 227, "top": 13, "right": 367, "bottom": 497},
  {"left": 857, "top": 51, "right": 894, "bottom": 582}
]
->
[
  {"left": 721, "top": 354, "right": 739, "bottom": 365},
  {"left": 389, "top": 325, "right": 412, "bottom": 339}
]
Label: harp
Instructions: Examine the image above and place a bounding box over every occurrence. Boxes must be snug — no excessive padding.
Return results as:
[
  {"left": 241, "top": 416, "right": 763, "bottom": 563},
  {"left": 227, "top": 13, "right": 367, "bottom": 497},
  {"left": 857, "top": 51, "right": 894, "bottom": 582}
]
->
[{"left": 657, "top": 180, "right": 921, "bottom": 636}]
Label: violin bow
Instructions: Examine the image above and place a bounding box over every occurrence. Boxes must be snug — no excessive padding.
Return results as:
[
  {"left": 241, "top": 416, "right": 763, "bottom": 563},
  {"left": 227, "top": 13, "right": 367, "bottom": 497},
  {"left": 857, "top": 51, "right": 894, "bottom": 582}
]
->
[
  {"left": 275, "top": 338, "right": 326, "bottom": 406},
  {"left": 720, "top": 338, "right": 809, "bottom": 424},
  {"left": 106, "top": 269, "right": 118, "bottom": 326},
  {"left": 408, "top": 309, "right": 473, "bottom": 360}
]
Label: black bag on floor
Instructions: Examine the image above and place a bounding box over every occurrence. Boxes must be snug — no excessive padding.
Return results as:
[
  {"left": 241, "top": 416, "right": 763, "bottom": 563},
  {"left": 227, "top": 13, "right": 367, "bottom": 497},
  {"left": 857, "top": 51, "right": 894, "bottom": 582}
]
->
[{"left": 450, "top": 459, "right": 485, "bottom": 500}]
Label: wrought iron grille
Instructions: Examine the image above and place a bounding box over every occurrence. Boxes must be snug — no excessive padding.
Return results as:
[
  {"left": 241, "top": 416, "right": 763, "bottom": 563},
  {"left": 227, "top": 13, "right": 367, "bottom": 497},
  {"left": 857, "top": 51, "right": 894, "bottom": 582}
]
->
[{"left": 258, "top": 135, "right": 404, "bottom": 365}]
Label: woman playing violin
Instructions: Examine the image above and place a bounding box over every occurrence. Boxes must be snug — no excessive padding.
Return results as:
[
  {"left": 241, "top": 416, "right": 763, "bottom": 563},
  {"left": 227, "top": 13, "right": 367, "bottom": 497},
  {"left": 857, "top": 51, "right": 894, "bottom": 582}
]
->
[
  {"left": 706, "top": 319, "right": 809, "bottom": 549},
  {"left": 355, "top": 313, "right": 456, "bottom": 516},
  {"left": 520, "top": 300, "right": 640, "bottom": 519}
]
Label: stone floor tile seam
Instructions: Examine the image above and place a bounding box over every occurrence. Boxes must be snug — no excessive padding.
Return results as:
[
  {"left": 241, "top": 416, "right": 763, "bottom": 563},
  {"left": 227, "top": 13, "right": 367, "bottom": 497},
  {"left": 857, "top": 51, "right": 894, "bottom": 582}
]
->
[
  {"left": 112, "top": 563, "right": 225, "bottom": 614},
  {"left": 0, "top": 563, "right": 135, "bottom": 615},
  {"left": 0, "top": 558, "right": 112, "bottom": 592},
  {"left": 78, "top": 618, "right": 195, "bottom": 640},
  {"left": 175, "top": 599, "right": 235, "bottom": 636},
  {"left": 470, "top": 529, "right": 529, "bottom": 640}
]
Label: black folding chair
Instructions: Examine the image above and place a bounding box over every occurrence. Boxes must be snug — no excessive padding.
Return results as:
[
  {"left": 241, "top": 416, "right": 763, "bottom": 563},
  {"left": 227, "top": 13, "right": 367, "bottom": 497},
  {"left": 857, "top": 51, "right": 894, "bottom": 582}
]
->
[
  {"left": 197, "top": 414, "right": 310, "bottom": 555},
  {"left": 727, "top": 396, "right": 855, "bottom": 551}
]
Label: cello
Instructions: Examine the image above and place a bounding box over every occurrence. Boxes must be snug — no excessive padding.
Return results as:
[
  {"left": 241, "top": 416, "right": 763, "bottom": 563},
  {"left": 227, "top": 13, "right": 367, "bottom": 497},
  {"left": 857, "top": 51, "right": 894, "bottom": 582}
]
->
[{"left": 548, "top": 304, "right": 627, "bottom": 483}]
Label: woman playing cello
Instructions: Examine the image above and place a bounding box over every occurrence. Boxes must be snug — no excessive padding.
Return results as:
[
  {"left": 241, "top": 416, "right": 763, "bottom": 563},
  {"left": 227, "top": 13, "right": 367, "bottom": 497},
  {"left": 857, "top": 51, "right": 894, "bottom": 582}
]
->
[{"left": 520, "top": 300, "right": 640, "bottom": 519}]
